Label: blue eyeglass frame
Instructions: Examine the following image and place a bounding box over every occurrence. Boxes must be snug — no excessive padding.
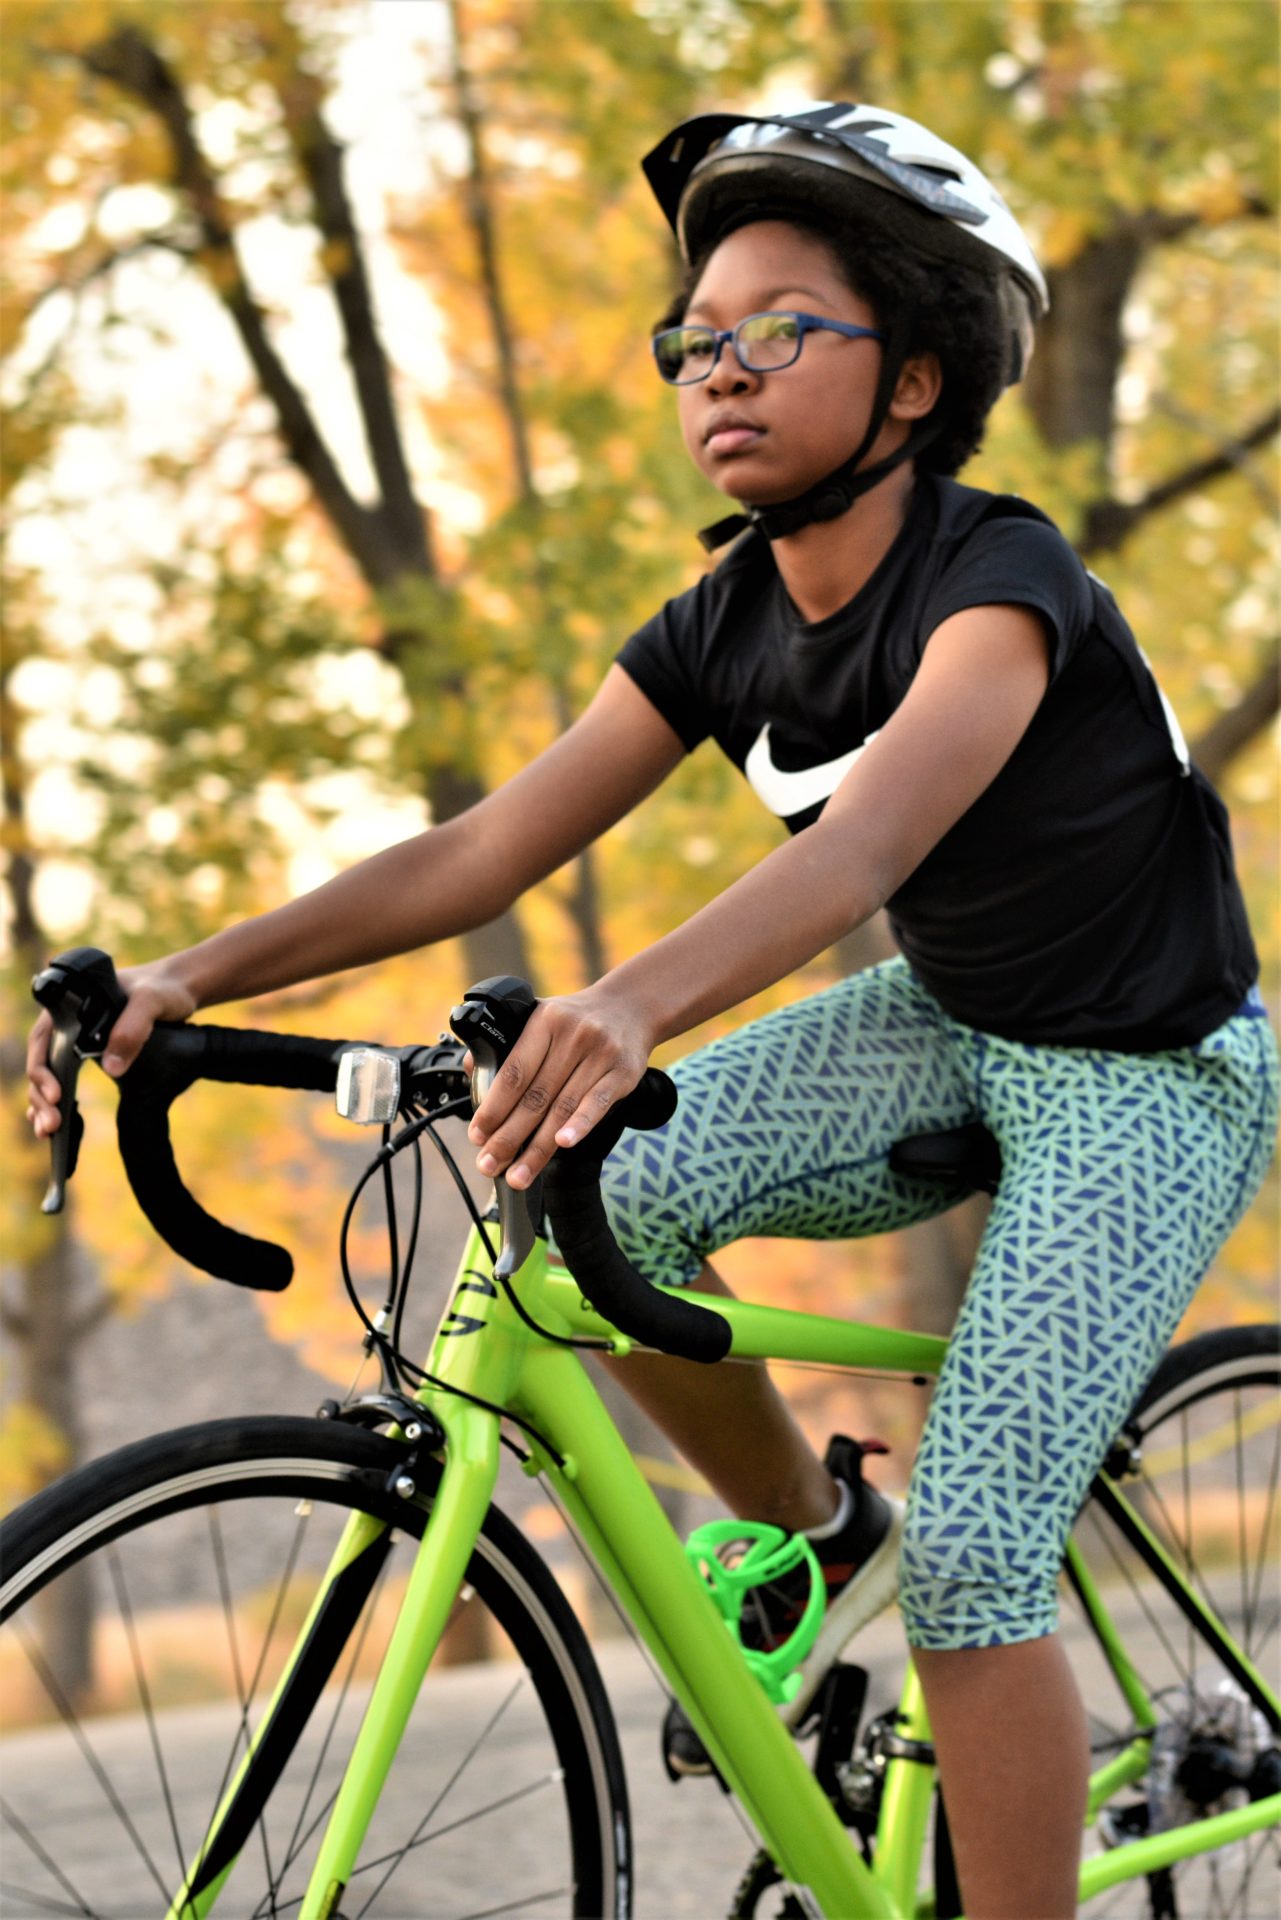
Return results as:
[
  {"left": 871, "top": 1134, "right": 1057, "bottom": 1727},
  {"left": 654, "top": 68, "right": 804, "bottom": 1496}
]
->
[{"left": 651, "top": 309, "right": 885, "bottom": 384}]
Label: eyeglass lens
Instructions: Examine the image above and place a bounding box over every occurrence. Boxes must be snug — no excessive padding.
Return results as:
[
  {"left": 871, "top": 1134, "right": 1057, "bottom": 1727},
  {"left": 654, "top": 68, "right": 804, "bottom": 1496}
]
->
[{"left": 655, "top": 312, "right": 803, "bottom": 384}]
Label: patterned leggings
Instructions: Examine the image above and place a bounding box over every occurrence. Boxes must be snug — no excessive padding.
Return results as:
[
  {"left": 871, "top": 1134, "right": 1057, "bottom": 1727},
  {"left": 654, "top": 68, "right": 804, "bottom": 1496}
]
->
[{"left": 601, "top": 959, "right": 1279, "bottom": 1650}]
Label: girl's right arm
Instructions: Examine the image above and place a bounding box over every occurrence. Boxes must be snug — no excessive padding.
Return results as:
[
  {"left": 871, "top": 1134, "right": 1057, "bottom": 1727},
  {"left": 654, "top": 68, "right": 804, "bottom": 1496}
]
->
[{"left": 26, "top": 666, "right": 686, "bottom": 1133}]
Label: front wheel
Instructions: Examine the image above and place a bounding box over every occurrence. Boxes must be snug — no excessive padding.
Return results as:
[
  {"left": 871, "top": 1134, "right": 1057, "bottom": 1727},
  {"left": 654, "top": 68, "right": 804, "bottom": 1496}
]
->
[{"left": 0, "top": 1415, "right": 631, "bottom": 1918}]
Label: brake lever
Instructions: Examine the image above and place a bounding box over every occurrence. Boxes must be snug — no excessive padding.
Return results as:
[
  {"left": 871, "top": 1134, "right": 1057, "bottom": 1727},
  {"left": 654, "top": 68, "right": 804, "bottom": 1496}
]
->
[
  {"left": 31, "top": 947, "right": 127, "bottom": 1215},
  {"left": 449, "top": 976, "right": 544, "bottom": 1279}
]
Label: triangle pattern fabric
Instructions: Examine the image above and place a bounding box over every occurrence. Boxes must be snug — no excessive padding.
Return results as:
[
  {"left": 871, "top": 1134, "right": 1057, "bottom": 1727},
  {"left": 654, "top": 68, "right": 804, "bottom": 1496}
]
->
[{"left": 600, "top": 959, "right": 1279, "bottom": 1649}]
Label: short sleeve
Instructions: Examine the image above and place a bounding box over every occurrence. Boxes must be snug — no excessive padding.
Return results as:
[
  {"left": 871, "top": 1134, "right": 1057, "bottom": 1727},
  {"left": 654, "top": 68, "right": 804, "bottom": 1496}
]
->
[
  {"left": 615, "top": 580, "right": 714, "bottom": 751},
  {"left": 919, "top": 515, "right": 1094, "bottom": 682}
]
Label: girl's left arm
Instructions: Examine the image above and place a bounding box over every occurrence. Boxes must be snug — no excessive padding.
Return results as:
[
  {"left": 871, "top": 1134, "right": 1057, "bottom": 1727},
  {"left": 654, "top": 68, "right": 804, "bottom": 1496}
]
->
[{"left": 470, "top": 603, "right": 1049, "bottom": 1188}]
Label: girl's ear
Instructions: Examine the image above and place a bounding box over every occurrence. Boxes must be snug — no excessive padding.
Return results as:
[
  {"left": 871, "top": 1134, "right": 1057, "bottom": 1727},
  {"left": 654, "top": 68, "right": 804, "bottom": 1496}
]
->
[{"left": 890, "top": 350, "right": 942, "bottom": 422}]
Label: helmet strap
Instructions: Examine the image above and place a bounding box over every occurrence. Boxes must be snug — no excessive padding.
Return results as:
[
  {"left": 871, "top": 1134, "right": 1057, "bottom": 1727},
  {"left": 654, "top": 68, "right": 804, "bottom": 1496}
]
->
[{"left": 698, "top": 308, "right": 941, "bottom": 552}]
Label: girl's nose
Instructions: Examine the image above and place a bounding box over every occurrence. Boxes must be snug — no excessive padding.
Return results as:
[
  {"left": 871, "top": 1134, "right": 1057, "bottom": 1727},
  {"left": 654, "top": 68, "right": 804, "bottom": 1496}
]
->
[{"left": 705, "top": 348, "right": 760, "bottom": 397}]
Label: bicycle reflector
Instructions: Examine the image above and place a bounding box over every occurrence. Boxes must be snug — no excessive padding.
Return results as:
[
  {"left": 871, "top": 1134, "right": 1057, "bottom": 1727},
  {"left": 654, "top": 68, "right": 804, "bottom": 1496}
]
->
[
  {"left": 684, "top": 1519, "right": 825, "bottom": 1704},
  {"left": 335, "top": 1048, "right": 401, "bottom": 1125}
]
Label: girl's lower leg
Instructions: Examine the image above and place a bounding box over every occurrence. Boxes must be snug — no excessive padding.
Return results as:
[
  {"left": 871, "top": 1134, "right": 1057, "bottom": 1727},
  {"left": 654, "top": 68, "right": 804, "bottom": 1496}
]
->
[
  {"left": 914, "top": 1634, "right": 1088, "bottom": 1919},
  {"left": 594, "top": 1261, "right": 838, "bottom": 1529}
]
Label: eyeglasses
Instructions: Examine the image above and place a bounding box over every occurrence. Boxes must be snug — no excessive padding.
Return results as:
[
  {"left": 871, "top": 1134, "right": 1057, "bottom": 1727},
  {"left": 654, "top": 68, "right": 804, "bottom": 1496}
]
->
[{"left": 651, "top": 309, "right": 885, "bottom": 385}]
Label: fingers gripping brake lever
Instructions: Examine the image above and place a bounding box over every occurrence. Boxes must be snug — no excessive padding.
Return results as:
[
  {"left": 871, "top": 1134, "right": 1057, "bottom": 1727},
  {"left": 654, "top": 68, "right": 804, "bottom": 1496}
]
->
[
  {"left": 31, "top": 947, "right": 127, "bottom": 1215},
  {"left": 450, "top": 978, "right": 732, "bottom": 1364},
  {"left": 449, "top": 977, "right": 543, "bottom": 1278}
]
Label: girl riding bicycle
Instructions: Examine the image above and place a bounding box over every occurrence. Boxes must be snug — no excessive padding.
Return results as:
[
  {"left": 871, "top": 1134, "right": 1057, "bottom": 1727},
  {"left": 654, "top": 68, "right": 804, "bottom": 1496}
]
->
[{"left": 28, "top": 103, "right": 1278, "bottom": 1919}]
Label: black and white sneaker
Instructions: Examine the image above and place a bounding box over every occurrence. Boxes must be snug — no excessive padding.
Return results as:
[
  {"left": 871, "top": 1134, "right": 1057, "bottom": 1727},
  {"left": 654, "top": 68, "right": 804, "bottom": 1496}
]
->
[{"left": 662, "top": 1435, "right": 903, "bottom": 1779}]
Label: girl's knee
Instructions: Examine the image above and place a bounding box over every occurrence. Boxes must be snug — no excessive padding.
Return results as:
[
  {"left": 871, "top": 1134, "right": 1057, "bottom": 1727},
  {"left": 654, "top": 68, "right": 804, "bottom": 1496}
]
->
[{"left": 898, "top": 1509, "right": 1060, "bottom": 1650}]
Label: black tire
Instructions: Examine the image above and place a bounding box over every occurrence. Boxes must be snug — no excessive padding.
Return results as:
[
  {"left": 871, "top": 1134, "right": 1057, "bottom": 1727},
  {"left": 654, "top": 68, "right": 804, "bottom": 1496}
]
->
[
  {"left": 1069, "top": 1325, "right": 1281, "bottom": 1919},
  {"left": 0, "top": 1416, "right": 631, "bottom": 1918}
]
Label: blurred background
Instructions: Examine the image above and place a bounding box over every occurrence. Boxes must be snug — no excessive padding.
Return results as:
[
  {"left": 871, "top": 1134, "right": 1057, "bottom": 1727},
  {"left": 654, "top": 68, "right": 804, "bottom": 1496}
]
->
[{"left": 2, "top": 0, "right": 1277, "bottom": 1564}]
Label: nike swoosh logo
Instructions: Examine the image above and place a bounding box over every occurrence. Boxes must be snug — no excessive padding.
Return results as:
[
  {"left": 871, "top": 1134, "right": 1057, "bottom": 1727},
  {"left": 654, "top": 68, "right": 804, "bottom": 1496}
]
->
[{"left": 744, "top": 722, "right": 880, "bottom": 818}]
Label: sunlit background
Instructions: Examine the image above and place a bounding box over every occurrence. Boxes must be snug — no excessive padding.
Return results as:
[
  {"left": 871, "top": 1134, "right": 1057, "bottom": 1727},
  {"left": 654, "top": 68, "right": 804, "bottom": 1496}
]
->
[{"left": 3, "top": 1, "right": 1277, "bottom": 1542}]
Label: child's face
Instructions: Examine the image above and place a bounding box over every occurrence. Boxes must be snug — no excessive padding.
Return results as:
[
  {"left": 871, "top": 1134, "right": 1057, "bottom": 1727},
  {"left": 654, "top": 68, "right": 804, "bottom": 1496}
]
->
[{"left": 675, "top": 221, "right": 887, "bottom": 507}]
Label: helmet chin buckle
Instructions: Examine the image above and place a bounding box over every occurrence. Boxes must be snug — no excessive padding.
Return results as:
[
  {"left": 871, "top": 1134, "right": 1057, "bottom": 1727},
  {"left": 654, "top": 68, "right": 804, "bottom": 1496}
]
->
[{"left": 811, "top": 489, "right": 850, "bottom": 522}]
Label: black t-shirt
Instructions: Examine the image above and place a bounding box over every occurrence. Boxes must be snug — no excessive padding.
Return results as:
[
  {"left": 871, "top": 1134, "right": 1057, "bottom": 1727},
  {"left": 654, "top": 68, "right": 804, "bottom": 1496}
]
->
[{"left": 617, "top": 476, "right": 1257, "bottom": 1051}]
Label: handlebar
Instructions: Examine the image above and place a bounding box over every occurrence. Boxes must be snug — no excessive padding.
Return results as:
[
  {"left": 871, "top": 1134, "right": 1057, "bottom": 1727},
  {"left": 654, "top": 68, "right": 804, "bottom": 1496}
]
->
[{"left": 32, "top": 949, "right": 732, "bottom": 1362}]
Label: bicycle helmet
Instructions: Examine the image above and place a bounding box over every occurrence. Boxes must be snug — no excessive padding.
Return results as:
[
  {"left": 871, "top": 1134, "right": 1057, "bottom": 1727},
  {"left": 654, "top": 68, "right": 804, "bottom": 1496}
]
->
[{"left": 641, "top": 103, "right": 1049, "bottom": 547}]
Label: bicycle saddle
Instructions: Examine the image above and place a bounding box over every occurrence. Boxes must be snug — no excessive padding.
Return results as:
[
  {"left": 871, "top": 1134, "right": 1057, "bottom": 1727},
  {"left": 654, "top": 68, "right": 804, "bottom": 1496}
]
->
[{"left": 889, "top": 1123, "right": 1001, "bottom": 1195}]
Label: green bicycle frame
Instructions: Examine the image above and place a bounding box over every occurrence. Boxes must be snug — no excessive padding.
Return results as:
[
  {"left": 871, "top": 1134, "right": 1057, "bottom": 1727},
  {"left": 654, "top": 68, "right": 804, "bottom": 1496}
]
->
[{"left": 177, "top": 1226, "right": 1280, "bottom": 1920}]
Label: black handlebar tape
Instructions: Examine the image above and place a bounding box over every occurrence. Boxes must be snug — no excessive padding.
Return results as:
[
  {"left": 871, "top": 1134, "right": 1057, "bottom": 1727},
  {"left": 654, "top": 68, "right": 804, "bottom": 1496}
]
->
[
  {"left": 117, "top": 1024, "right": 356, "bottom": 1291},
  {"left": 543, "top": 1070, "right": 732, "bottom": 1366}
]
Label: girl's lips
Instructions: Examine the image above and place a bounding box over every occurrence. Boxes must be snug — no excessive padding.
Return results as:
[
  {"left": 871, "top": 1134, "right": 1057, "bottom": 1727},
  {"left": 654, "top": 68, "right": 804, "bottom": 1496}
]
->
[{"left": 706, "top": 425, "right": 766, "bottom": 457}]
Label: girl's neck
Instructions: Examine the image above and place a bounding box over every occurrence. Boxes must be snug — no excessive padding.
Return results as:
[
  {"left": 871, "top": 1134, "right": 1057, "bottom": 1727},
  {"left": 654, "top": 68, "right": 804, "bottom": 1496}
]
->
[{"left": 769, "top": 462, "right": 917, "bottom": 624}]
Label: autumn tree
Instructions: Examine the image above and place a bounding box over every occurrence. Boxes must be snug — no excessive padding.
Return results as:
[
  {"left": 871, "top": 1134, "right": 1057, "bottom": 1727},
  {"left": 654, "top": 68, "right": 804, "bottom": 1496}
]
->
[
  {"left": 4, "top": 1, "right": 1276, "bottom": 1499},
  {"left": 5, "top": 0, "right": 536, "bottom": 977}
]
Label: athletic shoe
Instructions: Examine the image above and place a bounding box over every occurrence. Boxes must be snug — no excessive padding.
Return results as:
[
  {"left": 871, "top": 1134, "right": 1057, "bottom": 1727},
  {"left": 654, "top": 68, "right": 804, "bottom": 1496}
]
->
[{"left": 662, "top": 1434, "right": 903, "bottom": 1779}]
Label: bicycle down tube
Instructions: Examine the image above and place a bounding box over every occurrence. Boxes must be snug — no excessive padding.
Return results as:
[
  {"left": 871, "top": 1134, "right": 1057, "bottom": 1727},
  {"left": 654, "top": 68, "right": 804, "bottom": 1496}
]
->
[{"left": 262, "top": 1226, "right": 894, "bottom": 1919}]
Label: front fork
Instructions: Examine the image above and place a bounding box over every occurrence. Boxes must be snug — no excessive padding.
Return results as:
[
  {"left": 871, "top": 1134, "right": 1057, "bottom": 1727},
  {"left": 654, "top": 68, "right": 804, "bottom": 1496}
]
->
[{"left": 296, "top": 1400, "right": 501, "bottom": 1920}]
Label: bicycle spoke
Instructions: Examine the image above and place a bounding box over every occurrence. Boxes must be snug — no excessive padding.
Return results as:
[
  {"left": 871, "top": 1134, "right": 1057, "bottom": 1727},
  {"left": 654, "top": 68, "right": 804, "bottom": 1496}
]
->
[
  {"left": 0, "top": 1888, "right": 99, "bottom": 1920},
  {"left": 351, "top": 1675, "right": 530, "bottom": 1915},
  {"left": 1182, "top": 1407, "right": 1197, "bottom": 1688},
  {"left": 1, "top": 1796, "right": 98, "bottom": 1918},
  {"left": 203, "top": 1502, "right": 288, "bottom": 1909},
  {"left": 107, "top": 1546, "right": 187, "bottom": 1881},
  {"left": 1234, "top": 1392, "right": 1249, "bottom": 1653},
  {"left": 461, "top": 1884, "right": 577, "bottom": 1919},
  {"left": 1245, "top": 1411, "right": 1280, "bottom": 1647},
  {"left": 401, "top": 1769, "right": 566, "bottom": 1851},
  {"left": 1089, "top": 1508, "right": 1190, "bottom": 1691},
  {"left": 10, "top": 1617, "right": 174, "bottom": 1907},
  {"left": 352, "top": 1767, "right": 565, "bottom": 1915}
]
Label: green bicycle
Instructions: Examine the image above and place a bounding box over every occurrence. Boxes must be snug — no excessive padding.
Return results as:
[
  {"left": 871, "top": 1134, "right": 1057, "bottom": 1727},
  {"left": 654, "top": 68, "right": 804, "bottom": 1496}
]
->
[{"left": 2, "top": 949, "right": 1277, "bottom": 1917}]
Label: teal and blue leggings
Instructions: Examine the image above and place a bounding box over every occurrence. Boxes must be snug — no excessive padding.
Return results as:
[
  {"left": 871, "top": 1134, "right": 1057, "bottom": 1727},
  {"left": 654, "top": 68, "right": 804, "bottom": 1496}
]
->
[{"left": 601, "top": 960, "right": 1279, "bottom": 1650}]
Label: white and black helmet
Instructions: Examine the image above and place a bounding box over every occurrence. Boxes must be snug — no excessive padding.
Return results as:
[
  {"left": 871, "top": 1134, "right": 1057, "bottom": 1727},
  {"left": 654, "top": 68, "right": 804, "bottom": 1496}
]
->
[{"left": 641, "top": 103, "right": 1049, "bottom": 546}]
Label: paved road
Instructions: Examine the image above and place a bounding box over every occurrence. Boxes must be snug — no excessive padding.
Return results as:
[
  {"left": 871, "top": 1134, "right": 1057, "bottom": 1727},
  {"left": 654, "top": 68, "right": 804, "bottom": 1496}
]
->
[
  {"left": 1, "top": 1618, "right": 903, "bottom": 1919},
  {"left": 4, "top": 1604, "right": 1276, "bottom": 1917}
]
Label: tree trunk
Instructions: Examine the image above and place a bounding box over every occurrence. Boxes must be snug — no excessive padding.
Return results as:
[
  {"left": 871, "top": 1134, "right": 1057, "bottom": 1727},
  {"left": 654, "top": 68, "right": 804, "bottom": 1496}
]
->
[
  {"left": 79, "top": 23, "right": 533, "bottom": 988},
  {"left": 1022, "top": 234, "right": 1145, "bottom": 451},
  {"left": 424, "top": 762, "right": 534, "bottom": 983},
  {"left": 20, "top": 1231, "right": 96, "bottom": 1705},
  {"left": 446, "top": 0, "right": 609, "bottom": 991},
  {"left": 1191, "top": 643, "right": 1281, "bottom": 785},
  {"left": 4, "top": 646, "right": 109, "bottom": 1703}
]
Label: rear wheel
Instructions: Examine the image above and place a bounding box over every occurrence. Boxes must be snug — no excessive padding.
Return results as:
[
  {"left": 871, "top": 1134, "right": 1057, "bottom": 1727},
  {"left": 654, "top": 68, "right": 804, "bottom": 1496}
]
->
[
  {"left": 1070, "top": 1325, "right": 1281, "bottom": 1919},
  {"left": 0, "top": 1415, "right": 631, "bottom": 1918}
]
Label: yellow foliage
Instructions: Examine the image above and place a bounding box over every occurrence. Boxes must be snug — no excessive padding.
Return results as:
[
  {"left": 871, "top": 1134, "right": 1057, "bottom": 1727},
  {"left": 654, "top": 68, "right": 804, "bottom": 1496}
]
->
[
  {"left": 3, "top": 0, "right": 1277, "bottom": 1396},
  {"left": 0, "top": 1404, "right": 71, "bottom": 1513},
  {"left": 318, "top": 237, "right": 353, "bottom": 281},
  {"left": 1171, "top": 177, "right": 1255, "bottom": 226},
  {"left": 1041, "top": 206, "right": 1093, "bottom": 270}
]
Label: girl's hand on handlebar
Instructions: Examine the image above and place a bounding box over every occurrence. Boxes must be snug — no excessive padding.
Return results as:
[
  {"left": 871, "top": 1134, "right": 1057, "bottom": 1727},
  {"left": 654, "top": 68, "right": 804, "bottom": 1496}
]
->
[
  {"left": 25, "top": 963, "right": 199, "bottom": 1136},
  {"left": 467, "top": 988, "right": 654, "bottom": 1190}
]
